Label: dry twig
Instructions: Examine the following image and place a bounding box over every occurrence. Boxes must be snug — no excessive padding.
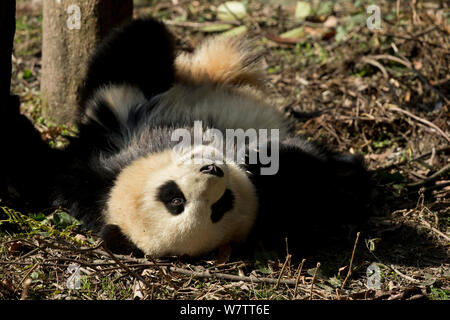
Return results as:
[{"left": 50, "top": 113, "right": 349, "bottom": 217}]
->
[
  {"left": 390, "top": 265, "right": 421, "bottom": 283},
  {"left": 419, "top": 219, "right": 450, "bottom": 242},
  {"left": 407, "top": 163, "right": 450, "bottom": 187},
  {"left": 100, "top": 244, "right": 154, "bottom": 290},
  {"left": 275, "top": 254, "right": 292, "bottom": 289},
  {"left": 387, "top": 104, "right": 450, "bottom": 144},
  {"left": 340, "top": 232, "right": 361, "bottom": 294},
  {"left": 294, "top": 259, "right": 306, "bottom": 298},
  {"left": 309, "top": 262, "right": 321, "bottom": 300}
]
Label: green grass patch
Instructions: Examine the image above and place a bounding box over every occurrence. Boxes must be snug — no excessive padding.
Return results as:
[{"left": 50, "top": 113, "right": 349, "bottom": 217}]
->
[
  {"left": 0, "top": 206, "right": 90, "bottom": 245},
  {"left": 429, "top": 287, "right": 450, "bottom": 300}
]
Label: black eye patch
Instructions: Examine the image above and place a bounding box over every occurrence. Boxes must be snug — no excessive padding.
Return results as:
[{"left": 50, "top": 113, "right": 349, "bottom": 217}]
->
[
  {"left": 156, "top": 180, "right": 186, "bottom": 215},
  {"left": 211, "top": 189, "right": 235, "bottom": 223}
]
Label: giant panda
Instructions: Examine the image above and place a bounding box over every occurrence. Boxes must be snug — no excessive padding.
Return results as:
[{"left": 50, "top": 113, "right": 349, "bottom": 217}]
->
[{"left": 3, "top": 18, "right": 373, "bottom": 258}]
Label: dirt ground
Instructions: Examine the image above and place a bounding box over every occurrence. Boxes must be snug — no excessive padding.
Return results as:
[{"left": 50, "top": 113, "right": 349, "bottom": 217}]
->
[{"left": 0, "top": 0, "right": 448, "bottom": 300}]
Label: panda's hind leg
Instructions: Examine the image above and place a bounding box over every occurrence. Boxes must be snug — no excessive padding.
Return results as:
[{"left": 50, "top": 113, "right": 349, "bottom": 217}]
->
[
  {"left": 79, "top": 18, "right": 176, "bottom": 108},
  {"left": 74, "top": 18, "right": 177, "bottom": 153}
]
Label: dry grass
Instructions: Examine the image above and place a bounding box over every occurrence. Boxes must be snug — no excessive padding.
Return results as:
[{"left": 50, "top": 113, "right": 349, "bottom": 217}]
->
[{"left": 1, "top": 0, "right": 449, "bottom": 300}]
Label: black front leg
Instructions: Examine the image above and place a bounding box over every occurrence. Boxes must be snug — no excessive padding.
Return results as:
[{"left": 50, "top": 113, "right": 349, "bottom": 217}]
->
[{"left": 0, "top": 95, "right": 62, "bottom": 209}]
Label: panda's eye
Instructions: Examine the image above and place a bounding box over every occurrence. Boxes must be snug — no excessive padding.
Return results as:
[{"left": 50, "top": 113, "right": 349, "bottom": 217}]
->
[
  {"left": 170, "top": 197, "right": 184, "bottom": 207},
  {"left": 157, "top": 181, "right": 186, "bottom": 215}
]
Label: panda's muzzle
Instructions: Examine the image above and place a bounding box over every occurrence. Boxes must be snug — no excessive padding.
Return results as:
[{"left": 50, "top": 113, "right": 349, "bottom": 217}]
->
[{"left": 200, "top": 164, "right": 224, "bottom": 177}]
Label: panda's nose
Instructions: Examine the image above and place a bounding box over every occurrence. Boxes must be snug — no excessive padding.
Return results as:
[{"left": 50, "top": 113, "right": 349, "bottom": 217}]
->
[{"left": 200, "top": 164, "right": 224, "bottom": 177}]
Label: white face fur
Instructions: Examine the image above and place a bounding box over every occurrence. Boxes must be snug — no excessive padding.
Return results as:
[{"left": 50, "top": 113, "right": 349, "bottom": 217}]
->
[{"left": 105, "top": 146, "right": 258, "bottom": 258}]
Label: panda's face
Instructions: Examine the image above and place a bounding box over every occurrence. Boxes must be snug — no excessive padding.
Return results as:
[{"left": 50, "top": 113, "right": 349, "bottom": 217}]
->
[
  {"left": 105, "top": 147, "right": 258, "bottom": 258},
  {"left": 149, "top": 160, "right": 230, "bottom": 229},
  {"left": 155, "top": 163, "right": 230, "bottom": 220}
]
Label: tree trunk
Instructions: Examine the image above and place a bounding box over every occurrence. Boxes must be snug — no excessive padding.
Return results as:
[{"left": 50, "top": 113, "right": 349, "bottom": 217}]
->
[
  {"left": 41, "top": 0, "right": 133, "bottom": 125},
  {"left": 0, "top": 0, "right": 16, "bottom": 196},
  {"left": 0, "top": 0, "right": 16, "bottom": 101}
]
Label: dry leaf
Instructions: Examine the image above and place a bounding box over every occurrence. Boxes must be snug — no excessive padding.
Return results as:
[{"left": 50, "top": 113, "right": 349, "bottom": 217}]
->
[
  {"left": 217, "top": 1, "right": 247, "bottom": 22},
  {"left": 133, "top": 279, "right": 147, "bottom": 300},
  {"left": 295, "top": 1, "right": 311, "bottom": 20},
  {"left": 74, "top": 234, "right": 87, "bottom": 242},
  {"left": 200, "top": 23, "right": 233, "bottom": 33},
  {"left": 280, "top": 27, "right": 304, "bottom": 39},
  {"left": 413, "top": 59, "right": 423, "bottom": 70},
  {"left": 220, "top": 25, "right": 247, "bottom": 37},
  {"left": 323, "top": 15, "right": 338, "bottom": 28},
  {"left": 7, "top": 241, "right": 26, "bottom": 256}
]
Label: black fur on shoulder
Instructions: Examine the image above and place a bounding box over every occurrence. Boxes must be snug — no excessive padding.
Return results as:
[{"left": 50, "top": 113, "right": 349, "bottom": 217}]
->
[
  {"left": 78, "top": 18, "right": 176, "bottom": 113},
  {"left": 244, "top": 135, "right": 373, "bottom": 255}
]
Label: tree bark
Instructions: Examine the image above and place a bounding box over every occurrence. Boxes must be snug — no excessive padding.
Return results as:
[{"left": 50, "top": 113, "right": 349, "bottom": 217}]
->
[
  {"left": 0, "top": 0, "right": 16, "bottom": 101},
  {"left": 0, "top": 0, "right": 16, "bottom": 196},
  {"left": 41, "top": 0, "right": 133, "bottom": 125}
]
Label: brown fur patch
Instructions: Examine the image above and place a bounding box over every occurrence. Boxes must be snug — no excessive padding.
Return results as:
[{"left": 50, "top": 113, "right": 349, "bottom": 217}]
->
[{"left": 175, "top": 36, "right": 264, "bottom": 88}]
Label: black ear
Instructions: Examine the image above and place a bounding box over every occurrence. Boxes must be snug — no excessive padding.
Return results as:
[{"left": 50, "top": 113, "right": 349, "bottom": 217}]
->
[{"left": 100, "top": 224, "right": 144, "bottom": 257}]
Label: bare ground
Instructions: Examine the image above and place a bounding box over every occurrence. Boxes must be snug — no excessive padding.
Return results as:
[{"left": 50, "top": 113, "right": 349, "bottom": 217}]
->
[{"left": 0, "top": 0, "right": 448, "bottom": 300}]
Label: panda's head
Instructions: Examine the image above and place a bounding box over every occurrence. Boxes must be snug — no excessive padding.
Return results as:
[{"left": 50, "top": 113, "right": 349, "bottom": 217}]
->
[{"left": 103, "top": 146, "right": 258, "bottom": 258}]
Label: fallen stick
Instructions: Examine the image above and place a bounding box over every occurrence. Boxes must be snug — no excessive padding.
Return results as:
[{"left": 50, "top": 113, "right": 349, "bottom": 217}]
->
[
  {"left": 340, "top": 232, "right": 360, "bottom": 294},
  {"left": 390, "top": 265, "right": 421, "bottom": 283},
  {"left": 387, "top": 104, "right": 450, "bottom": 144},
  {"left": 101, "top": 244, "right": 154, "bottom": 289},
  {"left": 407, "top": 163, "right": 450, "bottom": 187},
  {"left": 369, "top": 54, "right": 450, "bottom": 105},
  {"left": 310, "top": 262, "right": 321, "bottom": 300},
  {"left": 420, "top": 219, "right": 450, "bottom": 242},
  {"left": 167, "top": 265, "right": 327, "bottom": 298}
]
